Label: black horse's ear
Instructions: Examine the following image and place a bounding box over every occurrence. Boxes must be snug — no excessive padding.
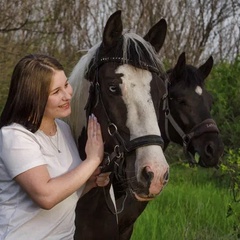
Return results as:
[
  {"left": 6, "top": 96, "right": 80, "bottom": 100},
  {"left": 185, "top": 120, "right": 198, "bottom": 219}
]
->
[
  {"left": 198, "top": 56, "right": 214, "bottom": 80},
  {"left": 171, "top": 52, "right": 186, "bottom": 82},
  {"left": 143, "top": 19, "right": 167, "bottom": 53},
  {"left": 103, "top": 10, "right": 123, "bottom": 49}
]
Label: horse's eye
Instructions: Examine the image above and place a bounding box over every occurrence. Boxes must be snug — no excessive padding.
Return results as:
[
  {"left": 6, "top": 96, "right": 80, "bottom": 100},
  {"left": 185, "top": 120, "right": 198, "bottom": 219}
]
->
[
  {"left": 176, "top": 98, "right": 187, "bottom": 105},
  {"left": 109, "top": 85, "right": 118, "bottom": 93}
]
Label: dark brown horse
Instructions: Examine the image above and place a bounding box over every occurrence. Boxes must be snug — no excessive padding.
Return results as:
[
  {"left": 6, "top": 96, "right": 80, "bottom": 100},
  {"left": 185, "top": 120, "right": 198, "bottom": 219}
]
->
[
  {"left": 68, "top": 10, "right": 224, "bottom": 240},
  {"left": 66, "top": 10, "right": 169, "bottom": 239}
]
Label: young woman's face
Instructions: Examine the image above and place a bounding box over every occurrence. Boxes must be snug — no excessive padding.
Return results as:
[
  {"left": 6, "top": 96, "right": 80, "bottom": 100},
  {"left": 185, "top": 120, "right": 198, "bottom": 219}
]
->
[{"left": 43, "top": 70, "right": 73, "bottom": 120}]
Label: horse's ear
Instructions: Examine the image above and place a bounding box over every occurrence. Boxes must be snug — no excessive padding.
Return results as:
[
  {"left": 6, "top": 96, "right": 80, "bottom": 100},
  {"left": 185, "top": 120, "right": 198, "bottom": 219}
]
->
[
  {"left": 143, "top": 19, "right": 167, "bottom": 52},
  {"left": 198, "top": 56, "right": 214, "bottom": 80},
  {"left": 175, "top": 52, "right": 186, "bottom": 69},
  {"left": 171, "top": 52, "right": 186, "bottom": 82},
  {"left": 103, "top": 10, "right": 123, "bottom": 48}
]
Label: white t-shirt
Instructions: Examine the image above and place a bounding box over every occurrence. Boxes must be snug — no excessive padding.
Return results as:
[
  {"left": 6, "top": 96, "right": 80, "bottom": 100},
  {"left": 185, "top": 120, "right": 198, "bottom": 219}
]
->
[{"left": 0, "top": 119, "right": 84, "bottom": 240}]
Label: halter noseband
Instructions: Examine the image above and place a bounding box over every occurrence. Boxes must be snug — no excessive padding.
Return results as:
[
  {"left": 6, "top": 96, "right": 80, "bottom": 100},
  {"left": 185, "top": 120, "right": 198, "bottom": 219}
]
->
[
  {"left": 85, "top": 56, "right": 164, "bottom": 178},
  {"left": 162, "top": 79, "right": 220, "bottom": 166}
]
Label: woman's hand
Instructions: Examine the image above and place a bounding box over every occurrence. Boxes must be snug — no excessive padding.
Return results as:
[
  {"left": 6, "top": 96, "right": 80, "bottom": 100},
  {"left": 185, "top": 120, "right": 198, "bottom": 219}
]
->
[
  {"left": 85, "top": 114, "right": 104, "bottom": 165},
  {"left": 96, "top": 171, "right": 111, "bottom": 187},
  {"left": 89, "top": 167, "right": 111, "bottom": 187},
  {"left": 81, "top": 167, "right": 111, "bottom": 196}
]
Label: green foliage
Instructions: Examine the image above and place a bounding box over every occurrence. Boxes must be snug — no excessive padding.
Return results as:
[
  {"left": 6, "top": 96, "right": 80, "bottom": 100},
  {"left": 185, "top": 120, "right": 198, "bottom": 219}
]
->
[
  {"left": 205, "top": 59, "right": 240, "bottom": 235},
  {"left": 206, "top": 57, "right": 240, "bottom": 150},
  {"left": 221, "top": 148, "right": 240, "bottom": 238},
  {"left": 221, "top": 148, "right": 240, "bottom": 201}
]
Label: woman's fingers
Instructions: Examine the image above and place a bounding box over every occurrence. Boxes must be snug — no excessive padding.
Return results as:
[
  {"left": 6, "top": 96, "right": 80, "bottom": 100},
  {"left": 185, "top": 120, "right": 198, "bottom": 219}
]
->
[
  {"left": 96, "top": 172, "right": 111, "bottom": 187},
  {"left": 88, "top": 114, "right": 102, "bottom": 141},
  {"left": 88, "top": 114, "right": 96, "bottom": 138},
  {"left": 85, "top": 114, "right": 104, "bottom": 164},
  {"left": 96, "top": 123, "right": 101, "bottom": 141}
]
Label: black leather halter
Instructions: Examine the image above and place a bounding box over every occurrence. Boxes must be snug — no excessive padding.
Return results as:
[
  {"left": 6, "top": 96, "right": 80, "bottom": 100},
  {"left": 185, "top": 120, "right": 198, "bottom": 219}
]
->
[
  {"left": 162, "top": 79, "right": 220, "bottom": 166},
  {"left": 85, "top": 56, "right": 164, "bottom": 177}
]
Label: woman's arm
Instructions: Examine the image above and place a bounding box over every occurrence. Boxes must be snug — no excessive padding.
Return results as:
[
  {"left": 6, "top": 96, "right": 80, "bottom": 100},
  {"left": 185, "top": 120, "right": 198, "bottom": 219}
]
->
[{"left": 15, "top": 115, "right": 104, "bottom": 210}]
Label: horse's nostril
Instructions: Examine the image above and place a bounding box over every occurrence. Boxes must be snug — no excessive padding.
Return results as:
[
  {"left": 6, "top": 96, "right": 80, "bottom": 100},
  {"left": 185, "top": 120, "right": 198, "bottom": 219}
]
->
[
  {"left": 163, "top": 170, "right": 169, "bottom": 182},
  {"left": 142, "top": 167, "right": 154, "bottom": 183},
  {"left": 205, "top": 143, "right": 214, "bottom": 157}
]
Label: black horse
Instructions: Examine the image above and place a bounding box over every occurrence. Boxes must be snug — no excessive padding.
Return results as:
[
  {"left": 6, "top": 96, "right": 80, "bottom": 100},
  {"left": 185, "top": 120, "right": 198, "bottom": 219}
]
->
[
  {"left": 66, "top": 10, "right": 169, "bottom": 240},
  {"left": 116, "top": 52, "right": 225, "bottom": 239},
  {"left": 160, "top": 52, "right": 224, "bottom": 167}
]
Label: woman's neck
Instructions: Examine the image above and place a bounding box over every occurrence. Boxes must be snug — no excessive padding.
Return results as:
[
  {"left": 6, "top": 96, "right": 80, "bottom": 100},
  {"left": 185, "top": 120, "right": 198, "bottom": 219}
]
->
[{"left": 39, "top": 118, "right": 57, "bottom": 136}]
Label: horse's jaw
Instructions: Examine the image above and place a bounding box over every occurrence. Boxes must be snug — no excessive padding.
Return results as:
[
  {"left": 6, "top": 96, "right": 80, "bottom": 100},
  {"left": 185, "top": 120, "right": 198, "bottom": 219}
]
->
[{"left": 131, "top": 188, "right": 163, "bottom": 201}]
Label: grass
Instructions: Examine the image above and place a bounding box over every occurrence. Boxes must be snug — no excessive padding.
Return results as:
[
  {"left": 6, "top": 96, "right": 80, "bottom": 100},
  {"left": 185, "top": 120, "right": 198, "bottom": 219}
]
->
[{"left": 130, "top": 165, "right": 240, "bottom": 240}]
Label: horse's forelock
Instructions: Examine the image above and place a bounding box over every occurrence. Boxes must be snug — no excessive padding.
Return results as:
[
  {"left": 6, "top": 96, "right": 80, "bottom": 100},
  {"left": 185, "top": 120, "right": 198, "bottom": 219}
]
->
[
  {"left": 122, "top": 33, "right": 165, "bottom": 74},
  {"left": 169, "top": 65, "right": 204, "bottom": 88},
  {"left": 185, "top": 65, "right": 205, "bottom": 87}
]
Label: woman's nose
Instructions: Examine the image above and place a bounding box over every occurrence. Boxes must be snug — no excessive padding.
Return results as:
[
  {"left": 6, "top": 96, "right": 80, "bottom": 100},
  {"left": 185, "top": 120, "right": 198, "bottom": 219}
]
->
[{"left": 62, "top": 89, "right": 72, "bottom": 100}]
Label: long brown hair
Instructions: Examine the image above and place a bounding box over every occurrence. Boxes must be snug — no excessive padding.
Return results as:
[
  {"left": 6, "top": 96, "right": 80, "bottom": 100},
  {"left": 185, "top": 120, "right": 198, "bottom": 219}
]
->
[{"left": 0, "top": 54, "right": 64, "bottom": 132}]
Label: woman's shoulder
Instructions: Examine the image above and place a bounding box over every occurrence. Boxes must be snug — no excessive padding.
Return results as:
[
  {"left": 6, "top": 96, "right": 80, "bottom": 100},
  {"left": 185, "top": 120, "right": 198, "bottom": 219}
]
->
[
  {"left": 0, "top": 123, "right": 40, "bottom": 149},
  {"left": 1, "top": 123, "right": 33, "bottom": 137}
]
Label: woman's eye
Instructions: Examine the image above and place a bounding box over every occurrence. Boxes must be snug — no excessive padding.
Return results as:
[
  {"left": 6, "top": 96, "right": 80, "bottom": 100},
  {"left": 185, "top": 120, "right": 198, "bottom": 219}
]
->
[{"left": 53, "top": 90, "right": 59, "bottom": 95}]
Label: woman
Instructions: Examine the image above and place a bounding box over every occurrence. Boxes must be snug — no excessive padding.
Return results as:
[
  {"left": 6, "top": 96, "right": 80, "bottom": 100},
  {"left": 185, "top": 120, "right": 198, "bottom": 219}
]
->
[{"left": 0, "top": 54, "right": 109, "bottom": 239}]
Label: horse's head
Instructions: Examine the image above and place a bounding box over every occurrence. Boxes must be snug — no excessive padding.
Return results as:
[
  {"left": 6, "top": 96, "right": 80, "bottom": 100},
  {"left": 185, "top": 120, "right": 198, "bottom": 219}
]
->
[
  {"left": 68, "top": 10, "right": 169, "bottom": 201},
  {"left": 160, "top": 52, "right": 224, "bottom": 167}
]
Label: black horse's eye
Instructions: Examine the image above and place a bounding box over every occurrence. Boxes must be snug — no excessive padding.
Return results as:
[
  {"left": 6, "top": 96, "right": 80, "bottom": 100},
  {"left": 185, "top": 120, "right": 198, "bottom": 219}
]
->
[{"left": 176, "top": 98, "right": 187, "bottom": 105}]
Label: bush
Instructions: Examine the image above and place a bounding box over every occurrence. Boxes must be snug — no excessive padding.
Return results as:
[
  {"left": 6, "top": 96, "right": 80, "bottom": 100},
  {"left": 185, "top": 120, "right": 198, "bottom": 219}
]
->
[
  {"left": 206, "top": 57, "right": 240, "bottom": 150},
  {"left": 221, "top": 148, "right": 240, "bottom": 238}
]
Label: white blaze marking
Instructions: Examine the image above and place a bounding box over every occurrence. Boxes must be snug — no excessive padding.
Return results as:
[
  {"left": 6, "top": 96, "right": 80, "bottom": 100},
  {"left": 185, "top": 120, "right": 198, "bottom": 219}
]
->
[
  {"left": 115, "top": 64, "right": 168, "bottom": 187},
  {"left": 116, "top": 64, "right": 160, "bottom": 138},
  {"left": 195, "top": 86, "right": 202, "bottom": 95}
]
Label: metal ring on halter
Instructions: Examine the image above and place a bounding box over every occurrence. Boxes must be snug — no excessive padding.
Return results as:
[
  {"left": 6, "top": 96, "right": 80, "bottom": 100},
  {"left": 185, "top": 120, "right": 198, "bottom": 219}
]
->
[
  {"left": 165, "top": 109, "right": 170, "bottom": 117},
  {"left": 114, "top": 145, "right": 122, "bottom": 158},
  {"left": 103, "top": 153, "right": 111, "bottom": 165},
  {"left": 108, "top": 123, "right": 118, "bottom": 136}
]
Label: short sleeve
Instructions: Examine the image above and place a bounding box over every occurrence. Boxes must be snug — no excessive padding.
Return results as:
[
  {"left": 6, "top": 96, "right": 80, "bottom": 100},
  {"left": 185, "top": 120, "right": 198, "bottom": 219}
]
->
[{"left": 0, "top": 125, "right": 46, "bottom": 178}]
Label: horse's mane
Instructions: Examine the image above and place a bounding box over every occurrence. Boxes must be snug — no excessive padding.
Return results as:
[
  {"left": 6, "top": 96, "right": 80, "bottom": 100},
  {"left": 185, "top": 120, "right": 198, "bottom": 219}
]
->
[
  {"left": 65, "top": 32, "right": 165, "bottom": 143},
  {"left": 64, "top": 43, "right": 101, "bottom": 142}
]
